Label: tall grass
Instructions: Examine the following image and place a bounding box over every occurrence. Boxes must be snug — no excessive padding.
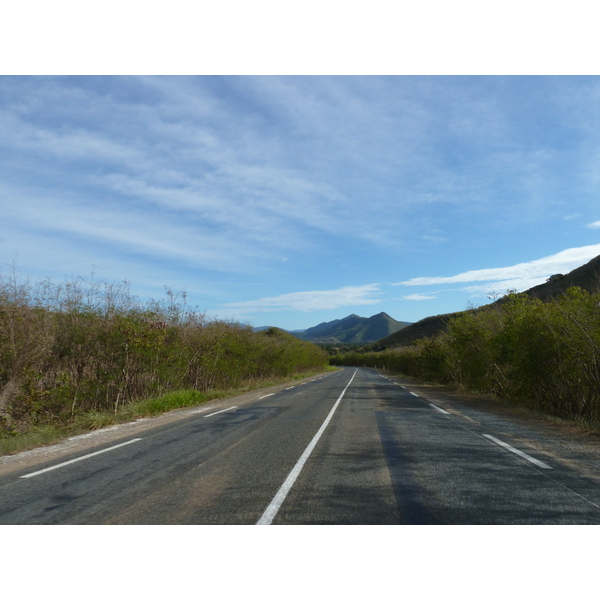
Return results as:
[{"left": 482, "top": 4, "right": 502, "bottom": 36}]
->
[
  {"left": 331, "top": 287, "right": 600, "bottom": 423},
  {"left": 0, "top": 268, "right": 327, "bottom": 436}
]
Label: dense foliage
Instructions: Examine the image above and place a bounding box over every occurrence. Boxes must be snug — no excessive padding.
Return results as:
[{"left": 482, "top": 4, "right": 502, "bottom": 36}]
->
[
  {"left": 331, "top": 288, "right": 600, "bottom": 423},
  {"left": 0, "top": 271, "right": 327, "bottom": 433}
]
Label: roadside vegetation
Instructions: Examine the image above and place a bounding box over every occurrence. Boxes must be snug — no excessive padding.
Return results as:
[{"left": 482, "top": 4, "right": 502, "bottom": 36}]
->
[
  {"left": 0, "top": 268, "right": 328, "bottom": 455},
  {"left": 317, "top": 343, "right": 366, "bottom": 356},
  {"left": 331, "top": 287, "right": 600, "bottom": 427}
]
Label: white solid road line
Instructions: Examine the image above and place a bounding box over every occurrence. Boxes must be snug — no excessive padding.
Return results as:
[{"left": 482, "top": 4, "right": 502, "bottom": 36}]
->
[
  {"left": 483, "top": 434, "right": 552, "bottom": 469},
  {"left": 21, "top": 438, "right": 143, "bottom": 479},
  {"left": 258, "top": 393, "right": 275, "bottom": 399},
  {"left": 257, "top": 368, "right": 359, "bottom": 525},
  {"left": 204, "top": 406, "right": 238, "bottom": 418},
  {"left": 429, "top": 403, "right": 450, "bottom": 415}
]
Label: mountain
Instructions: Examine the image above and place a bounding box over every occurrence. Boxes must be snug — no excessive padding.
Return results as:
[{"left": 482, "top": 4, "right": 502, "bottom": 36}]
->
[
  {"left": 366, "top": 311, "right": 462, "bottom": 351},
  {"left": 296, "top": 312, "right": 411, "bottom": 344},
  {"left": 370, "top": 254, "right": 600, "bottom": 350}
]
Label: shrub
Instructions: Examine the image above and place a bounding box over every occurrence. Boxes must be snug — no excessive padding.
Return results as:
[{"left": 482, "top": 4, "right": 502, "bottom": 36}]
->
[
  {"left": 331, "top": 287, "right": 600, "bottom": 422},
  {"left": 0, "top": 268, "right": 328, "bottom": 432}
]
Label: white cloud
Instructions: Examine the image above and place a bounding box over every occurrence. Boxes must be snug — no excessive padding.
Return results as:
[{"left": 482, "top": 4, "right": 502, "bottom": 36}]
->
[
  {"left": 396, "top": 244, "right": 600, "bottom": 287},
  {"left": 0, "top": 77, "right": 415, "bottom": 256},
  {"left": 403, "top": 293, "right": 436, "bottom": 300},
  {"left": 5, "top": 76, "right": 596, "bottom": 272},
  {"left": 587, "top": 221, "right": 600, "bottom": 229},
  {"left": 1, "top": 182, "right": 270, "bottom": 274},
  {"left": 461, "top": 277, "right": 549, "bottom": 296},
  {"left": 220, "top": 284, "right": 382, "bottom": 312}
]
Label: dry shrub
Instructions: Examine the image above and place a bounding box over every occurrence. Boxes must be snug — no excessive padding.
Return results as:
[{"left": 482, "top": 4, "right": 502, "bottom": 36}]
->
[
  {"left": 0, "top": 268, "right": 327, "bottom": 431},
  {"left": 331, "top": 288, "right": 600, "bottom": 422}
]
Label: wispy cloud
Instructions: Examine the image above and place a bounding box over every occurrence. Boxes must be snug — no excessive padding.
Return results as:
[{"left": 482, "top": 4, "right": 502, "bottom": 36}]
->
[
  {"left": 461, "top": 277, "right": 550, "bottom": 295},
  {"left": 4, "top": 76, "right": 600, "bottom": 270},
  {"left": 0, "top": 77, "right": 422, "bottom": 261},
  {"left": 403, "top": 293, "right": 436, "bottom": 301},
  {"left": 1, "top": 183, "right": 272, "bottom": 275},
  {"left": 220, "top": 284, "right": 382, "bottom": 312},
  {"left": 395, "top": 244, "right": 600, "bottom": 288},
  {"left": 587, "top": 221, "right": 600, "bottom": 229}
]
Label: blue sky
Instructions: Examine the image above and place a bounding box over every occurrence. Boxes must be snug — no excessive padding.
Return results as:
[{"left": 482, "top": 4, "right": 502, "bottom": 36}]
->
[{"left": 2, "top": 75, "right": 600, "bottom": 330}]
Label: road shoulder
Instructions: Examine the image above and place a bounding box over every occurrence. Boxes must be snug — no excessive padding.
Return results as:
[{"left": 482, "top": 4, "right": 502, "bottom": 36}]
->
[{"left": 379, "top": 370, "right": 600, "bottom": 482}]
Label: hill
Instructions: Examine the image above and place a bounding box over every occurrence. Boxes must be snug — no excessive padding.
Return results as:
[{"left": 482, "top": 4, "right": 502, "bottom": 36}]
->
[
  {"left": 521, "top": 254, "right": 600, "bottom": 301},
  {"left": 370, "top": 254, "right": 600, "bottom": 350},
  {"left": 296, "top": 312, "right": 411, "bottom": 344},
  {"left": 366, "top": 311, "right": 464, "bottom": 351}
]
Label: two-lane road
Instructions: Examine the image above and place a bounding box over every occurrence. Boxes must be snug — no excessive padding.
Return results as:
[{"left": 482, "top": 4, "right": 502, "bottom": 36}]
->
[{"left": 1, "top": 367, "right": 600, "bottom": 524}]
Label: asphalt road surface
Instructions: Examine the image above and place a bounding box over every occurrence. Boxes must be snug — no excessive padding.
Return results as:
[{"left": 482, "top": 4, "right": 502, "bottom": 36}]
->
[{"left": 2, "top": 367, "right": 600, "bottom": 524}]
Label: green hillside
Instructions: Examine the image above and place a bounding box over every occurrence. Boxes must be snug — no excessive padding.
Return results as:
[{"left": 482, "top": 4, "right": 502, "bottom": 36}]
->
[{"left": 298, "top": 312, "right": 411, "bottom": 344}]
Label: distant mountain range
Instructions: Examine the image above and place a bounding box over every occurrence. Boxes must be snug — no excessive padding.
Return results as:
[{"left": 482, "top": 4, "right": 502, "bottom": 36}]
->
[
  {"left": 369, "top": 253, "right": 600, "bottom": 351},
  {"left": 252, "top": 254, "right": 600, "bottom": 348},
  {"left": 255, "top": 312, "right": 411, "bottom": 344}
]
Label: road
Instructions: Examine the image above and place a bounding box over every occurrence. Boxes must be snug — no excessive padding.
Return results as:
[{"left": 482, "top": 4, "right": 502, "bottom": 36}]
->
[{"left": 1, "top": 367, "right": 600, "bottom": 524}]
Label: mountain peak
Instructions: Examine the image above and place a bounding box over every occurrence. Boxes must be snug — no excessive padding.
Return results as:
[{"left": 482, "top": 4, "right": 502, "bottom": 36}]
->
[
  {"left": 297, "top": 312, "right": 412, "bottom": 344},
  {"left": 332, "top": 314, "right": 362, "bottom": 325}
]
